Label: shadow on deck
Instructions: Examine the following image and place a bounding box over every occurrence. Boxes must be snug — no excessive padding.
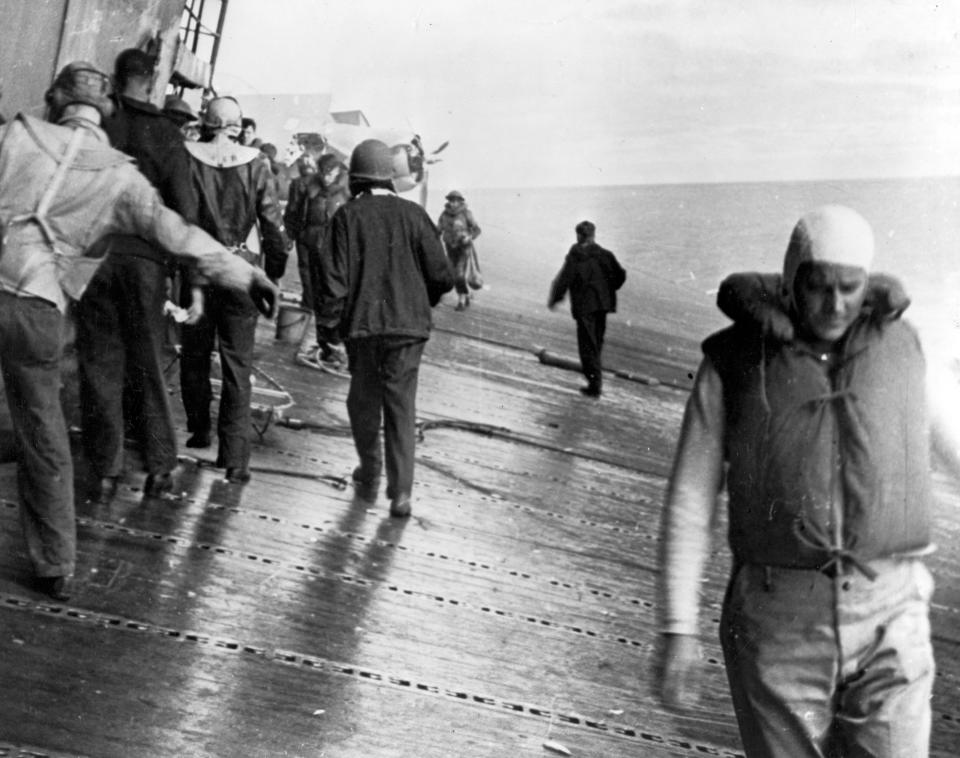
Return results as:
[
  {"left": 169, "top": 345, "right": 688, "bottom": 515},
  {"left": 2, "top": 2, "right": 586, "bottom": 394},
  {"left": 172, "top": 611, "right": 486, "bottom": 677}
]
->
[{"left": 1, "top": 291, "right": 958, "bottom": 757}]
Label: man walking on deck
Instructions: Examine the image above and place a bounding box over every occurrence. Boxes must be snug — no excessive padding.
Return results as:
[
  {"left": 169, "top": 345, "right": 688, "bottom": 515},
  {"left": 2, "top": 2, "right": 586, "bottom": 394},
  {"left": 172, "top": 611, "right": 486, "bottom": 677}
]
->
[
  {"left": 0, "top": 62, "right": 278, "bottom": 601},
  {"left": 656, "top": 205, "right": 960, "bottom": 757},
  {"left": 317, "top": 139, "right": 453, "bottom": 517},
  {"left": 178, "top": 96, "right": 287, "bottom": 484},
  {"left": 548, "top": 220, "right": 626, "bottom": 397},
  {"left": 76, "top": 48, "right": 194, "bottom": 504}
]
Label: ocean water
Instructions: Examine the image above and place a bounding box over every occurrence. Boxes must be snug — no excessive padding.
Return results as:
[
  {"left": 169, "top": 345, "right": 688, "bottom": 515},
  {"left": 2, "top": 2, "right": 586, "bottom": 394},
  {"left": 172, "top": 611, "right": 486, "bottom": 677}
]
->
[{"left": 430, "top": 177, "right": 960, "bottom": 357}]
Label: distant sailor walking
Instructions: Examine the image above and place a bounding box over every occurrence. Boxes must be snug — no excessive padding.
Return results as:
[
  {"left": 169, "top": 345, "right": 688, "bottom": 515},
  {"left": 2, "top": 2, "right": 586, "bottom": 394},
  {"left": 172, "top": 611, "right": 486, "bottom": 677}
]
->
[
  {"left": 548, "top": 220, "right": 626, "bottom": 397},
  {"left": 437, "top": 190, "right": 481, "bottom": 310}
]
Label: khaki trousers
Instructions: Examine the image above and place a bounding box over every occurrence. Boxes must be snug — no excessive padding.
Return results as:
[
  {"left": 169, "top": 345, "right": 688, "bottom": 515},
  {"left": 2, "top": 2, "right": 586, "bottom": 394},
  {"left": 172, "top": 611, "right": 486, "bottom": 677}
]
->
[{"left": 720, "top": 559, "right": 935, "bottom": 758}]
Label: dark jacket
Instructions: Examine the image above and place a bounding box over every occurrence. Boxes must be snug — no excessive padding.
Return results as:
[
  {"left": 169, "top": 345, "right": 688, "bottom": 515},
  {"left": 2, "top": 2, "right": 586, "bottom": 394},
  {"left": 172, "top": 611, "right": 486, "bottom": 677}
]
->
[
  {"left": 548, "top": 241, "right": 626, "bottom": 319},
  {"left": 100, "top": 94, "right": 197, "bottom": 264},
  {"left": 105, "top": 95, "right": 196, "bottom": 221},
  {"left": 299, "top": 175, "right": 350, "bottom": 250},
  {"left": 283, "top": 175, "right": 310, "bottom": 241},
  {"left": 705, "top": 276, "right": 931, "bottom": 571},
  {"left": 318, "top": 192, "right": 454, "bottom": 341},
  {"left": 185, "top": 141, "right": 287, "bottom": 281}
]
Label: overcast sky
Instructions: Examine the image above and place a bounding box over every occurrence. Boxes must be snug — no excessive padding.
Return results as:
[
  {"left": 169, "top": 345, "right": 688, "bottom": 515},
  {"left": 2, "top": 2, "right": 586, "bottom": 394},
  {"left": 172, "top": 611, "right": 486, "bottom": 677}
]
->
[{"left": 213, "top": 0, "right": 960, "bottom": 188}]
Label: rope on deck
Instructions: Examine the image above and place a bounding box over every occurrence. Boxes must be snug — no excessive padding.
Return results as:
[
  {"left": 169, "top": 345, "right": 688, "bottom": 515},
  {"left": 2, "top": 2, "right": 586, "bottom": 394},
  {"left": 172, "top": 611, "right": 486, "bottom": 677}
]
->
[{"left": 177, "top": 454, "right": 349, "bottom": 490}]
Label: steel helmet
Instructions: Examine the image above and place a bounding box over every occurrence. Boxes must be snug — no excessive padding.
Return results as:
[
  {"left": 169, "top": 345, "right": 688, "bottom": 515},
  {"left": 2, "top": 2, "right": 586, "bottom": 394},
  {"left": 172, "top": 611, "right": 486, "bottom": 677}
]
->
[
  {"left": 163, "top": 94, "right": 196, "bottom": 125},
  {"left": 45, "top": 61, "right": 114, "bottom": 119},
  {"left": 202, "top": 96, "right": 242, "bottom": 136},
  {"left": 349, "top": 139, "right": 394, "bottom": 181}
]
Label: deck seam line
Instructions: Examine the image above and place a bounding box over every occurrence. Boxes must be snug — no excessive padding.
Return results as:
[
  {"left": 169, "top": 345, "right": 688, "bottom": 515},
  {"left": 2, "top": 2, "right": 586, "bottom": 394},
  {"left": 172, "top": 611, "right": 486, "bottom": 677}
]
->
[{"left": 0, "top": 591, "right": 747, "bottom": 756}]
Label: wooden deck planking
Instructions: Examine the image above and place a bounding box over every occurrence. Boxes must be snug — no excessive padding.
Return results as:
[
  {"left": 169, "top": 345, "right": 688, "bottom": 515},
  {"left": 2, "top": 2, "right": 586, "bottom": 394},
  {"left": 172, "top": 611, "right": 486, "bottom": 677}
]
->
[{"left": 0, "top": 296, "right": 958, "bottom": 757}]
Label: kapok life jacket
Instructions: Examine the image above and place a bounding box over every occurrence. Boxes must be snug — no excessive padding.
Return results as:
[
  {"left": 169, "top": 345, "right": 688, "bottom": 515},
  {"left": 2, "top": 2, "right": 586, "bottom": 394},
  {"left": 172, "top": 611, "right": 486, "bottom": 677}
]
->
[{"left": 703, "top": 313, "right": 932, "bottom": 572}]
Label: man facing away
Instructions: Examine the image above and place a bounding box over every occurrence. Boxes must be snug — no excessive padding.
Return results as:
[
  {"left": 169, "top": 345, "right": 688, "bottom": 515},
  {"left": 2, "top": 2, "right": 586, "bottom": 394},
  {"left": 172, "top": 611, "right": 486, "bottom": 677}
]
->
[
  {"left": 0, "top": 62, "right": 278, "bottom": 600},
  {"left": 548, "top": 220, "right": 626, "bottom": 397},
  {"left": 178, "top": 96, "right": 287, "bottom": 484},
  {"left": 76, "top": 48, "right": 196, "bottom": 504},
  {"left": 657, "top": 204, "right": 960, "bottom": 757},
  {"left": 316, "top": 139, "right": 454, "bottom": 517},
  {"left": 163, "top": 95, "right": 200, "bottom": 142}
]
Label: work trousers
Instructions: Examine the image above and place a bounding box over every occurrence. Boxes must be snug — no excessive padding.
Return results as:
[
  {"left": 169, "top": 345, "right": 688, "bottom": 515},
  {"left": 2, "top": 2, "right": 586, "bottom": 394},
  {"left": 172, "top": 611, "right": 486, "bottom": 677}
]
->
[
  {"left": 448, "top": 245, "right": 470, "bottom": 296},
  {"left": 720, "top": 559, "right": 935, "bottom": 758},
  {"left": 76, "top": 250, "right": 176, "bottom": 478},
  {"left": 180, "top": 287, "right": 258, "bottom": 470},
  {"left": 575, "top": 311, "right": 607, "bottom": 390},
  {"left": 295, "top": 239, "right": 313, "bottom": 309},
  {"left": 301, "top": 233, "right": 328, "bottom": 351},
  {"left": 0, "top": 293, "right": 74, "bottom": 578},
  {"left": 345, "top": 337, "right": 426, "bottom": 499}
]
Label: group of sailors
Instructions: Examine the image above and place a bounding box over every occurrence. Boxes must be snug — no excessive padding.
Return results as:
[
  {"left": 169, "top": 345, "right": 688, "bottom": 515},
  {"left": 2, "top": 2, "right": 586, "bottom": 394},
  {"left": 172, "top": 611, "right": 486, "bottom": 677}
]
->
[
  {"left": 4, "top": 44, "right": 959, "bottom": 758},
  {"left": 0, "top": 53, "right": 280, "bottom": 602},
  {"left": 0, "top": 48, "right": 463, "bottom": 604}
]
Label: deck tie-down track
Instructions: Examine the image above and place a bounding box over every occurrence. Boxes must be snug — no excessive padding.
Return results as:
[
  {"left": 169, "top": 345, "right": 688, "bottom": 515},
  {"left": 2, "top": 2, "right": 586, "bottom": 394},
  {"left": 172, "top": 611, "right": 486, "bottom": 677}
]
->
[
  {"left": 0, "top": 497, "right": 712, "bottom": 637},
  {"left": 0, "top": 592, "right": 745, "bottom": 758}
]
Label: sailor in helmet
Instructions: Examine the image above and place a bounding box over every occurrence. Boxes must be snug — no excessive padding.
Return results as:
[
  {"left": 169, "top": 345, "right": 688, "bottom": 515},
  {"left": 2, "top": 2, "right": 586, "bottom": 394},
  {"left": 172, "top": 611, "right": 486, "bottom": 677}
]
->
[
  {"left": 178, "top": 96, "right": 288, "bottom": 484},
  {"left": 316, "top": 139, "right": 454, "bottom": 517}
]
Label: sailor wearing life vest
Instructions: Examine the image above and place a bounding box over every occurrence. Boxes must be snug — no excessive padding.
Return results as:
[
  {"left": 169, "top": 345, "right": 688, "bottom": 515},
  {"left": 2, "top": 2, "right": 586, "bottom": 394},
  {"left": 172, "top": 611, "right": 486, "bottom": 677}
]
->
[{"left": 656, "top": 205, "right": 960, "bottom": 757}]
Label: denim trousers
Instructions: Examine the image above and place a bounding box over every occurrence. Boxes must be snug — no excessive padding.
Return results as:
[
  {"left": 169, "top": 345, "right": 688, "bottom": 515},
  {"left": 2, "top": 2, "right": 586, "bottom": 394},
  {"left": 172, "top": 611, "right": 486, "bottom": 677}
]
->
[
  {"left": 0, "top": 293, "right": 75, "bottom": 577},
  {"left": 345, "top": 337, "right": 426, "bottom": 499},
  {"left": 720, "top": 559, "right": 935, "bottom": 757}
]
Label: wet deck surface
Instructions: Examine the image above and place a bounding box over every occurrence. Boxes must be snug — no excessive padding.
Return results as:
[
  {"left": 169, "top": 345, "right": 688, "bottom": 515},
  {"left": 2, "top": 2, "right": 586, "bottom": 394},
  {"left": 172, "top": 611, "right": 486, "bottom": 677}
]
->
[{"left": 1, "top": 288, "right": 959, "bottom": 757}]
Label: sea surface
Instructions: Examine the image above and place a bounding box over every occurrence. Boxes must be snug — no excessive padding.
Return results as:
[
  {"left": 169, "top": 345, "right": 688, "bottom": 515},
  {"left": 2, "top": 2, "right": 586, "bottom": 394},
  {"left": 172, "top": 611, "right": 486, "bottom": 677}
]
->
[{"left": 427, "top": 177, "right": 960, "bottom": 360}]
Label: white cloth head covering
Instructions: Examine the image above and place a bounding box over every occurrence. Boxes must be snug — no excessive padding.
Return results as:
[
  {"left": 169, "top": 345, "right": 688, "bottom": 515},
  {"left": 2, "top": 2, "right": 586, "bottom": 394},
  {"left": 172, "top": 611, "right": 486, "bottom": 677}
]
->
[{"left": 782, "top": 205, "right": 875, "bottom": 307}]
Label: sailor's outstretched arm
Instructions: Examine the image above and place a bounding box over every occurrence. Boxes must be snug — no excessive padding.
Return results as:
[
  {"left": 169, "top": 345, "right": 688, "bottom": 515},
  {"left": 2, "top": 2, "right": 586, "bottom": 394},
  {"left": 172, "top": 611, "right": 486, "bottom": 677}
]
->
[{"left": 118, "top": 182, "right": 278, "bottom": 317}]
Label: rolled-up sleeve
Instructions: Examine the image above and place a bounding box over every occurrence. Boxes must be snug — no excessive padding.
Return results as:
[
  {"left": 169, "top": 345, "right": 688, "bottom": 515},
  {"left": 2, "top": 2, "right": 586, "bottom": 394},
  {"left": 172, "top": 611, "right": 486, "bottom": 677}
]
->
[{"left": 659, "top": 357, "right": 726, "bottom": 636}]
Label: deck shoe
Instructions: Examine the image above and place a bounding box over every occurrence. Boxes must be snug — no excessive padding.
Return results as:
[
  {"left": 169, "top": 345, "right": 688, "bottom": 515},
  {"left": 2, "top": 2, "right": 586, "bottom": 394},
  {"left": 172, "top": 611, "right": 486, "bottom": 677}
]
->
[
  {"left": 319, "top": 344, "right": 349, "bottom": 376},
  {"left": 95, "top": 476, "right": 119, "bottom": 505},
  {"left": 186, "top": 431, "right": 211, "bottom": 448},
  {"left": 352, "top": 467, "right": 381, "bottom": 501},
  {"left": 389, "top": 494, "right": 412, "bottom": 518},
  {"left": 37, "top": 575, "right": 73, "bottom": 602},
  {"left": 144, "top": 471, "right": 174, "bottom": 497},
  {"left": 225, "top": 467, "right": 251, "bottom": 484}
]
